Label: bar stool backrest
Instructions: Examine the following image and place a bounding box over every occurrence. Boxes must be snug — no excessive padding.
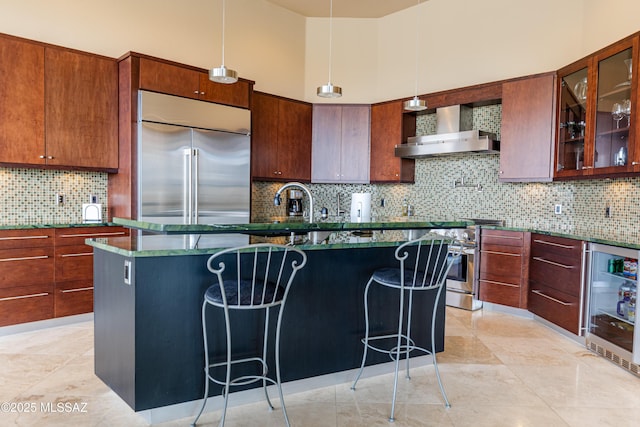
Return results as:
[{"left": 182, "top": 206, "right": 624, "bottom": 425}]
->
[
  {"left": 206, "top": 243, "right": 307, "bottom": 309},
  {"left": 395, "top": 233, "right": 461, "bottom": 290}
]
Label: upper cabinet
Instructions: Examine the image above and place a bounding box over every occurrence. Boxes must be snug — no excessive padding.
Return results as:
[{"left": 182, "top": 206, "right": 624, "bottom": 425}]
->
[
  {"left": 251, "top": 91, "right": 312, "bottom": 181},
  {"left": 500, "top": 73, "right": 556, "bottom": 182},
  {"left": 45, "top": 48, "right": 118, "bottom": 170},
  {"left": 0, "top": 35, "right": 45, "bottom": 165},
  {"left": 0, "top": 34, "right": 117, "bottom": 171},
  {"left": 369, "top": 101, "right": 415, "bottom": 183},
  {"left": 312, "top": 104, "right": 370, "bottom": 184},
  {"left": 555, "top": 35, "right": 639, "bottom": 179},
  {"left": 138, "top": 56, "right": 251, "bottom": 109}
]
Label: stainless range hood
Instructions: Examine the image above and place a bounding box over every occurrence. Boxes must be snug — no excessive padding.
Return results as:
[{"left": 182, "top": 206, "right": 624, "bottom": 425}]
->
[{"left": 395, "top": 105, "right": 499, "bottom": 158}]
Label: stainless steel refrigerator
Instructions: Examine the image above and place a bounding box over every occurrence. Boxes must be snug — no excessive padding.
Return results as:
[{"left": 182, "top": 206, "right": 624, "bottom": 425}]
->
[{"left": 137, "top": 90, "right": 250, "bottom": 247}]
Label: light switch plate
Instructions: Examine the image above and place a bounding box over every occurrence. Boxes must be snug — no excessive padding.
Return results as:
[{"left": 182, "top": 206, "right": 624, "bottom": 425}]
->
[{"left": 554, "top": 204, "right": 562, "bottom": 215}]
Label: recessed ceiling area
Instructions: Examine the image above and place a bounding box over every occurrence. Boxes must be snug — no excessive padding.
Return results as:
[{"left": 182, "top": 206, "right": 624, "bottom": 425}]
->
[{"left": 266, "top": 0, "right": 420, "bottom": 18}]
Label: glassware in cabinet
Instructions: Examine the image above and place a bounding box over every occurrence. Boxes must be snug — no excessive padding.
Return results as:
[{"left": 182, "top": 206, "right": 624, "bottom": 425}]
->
[{"left": 556, "top": 66, "right": 589, "bottom": 176}]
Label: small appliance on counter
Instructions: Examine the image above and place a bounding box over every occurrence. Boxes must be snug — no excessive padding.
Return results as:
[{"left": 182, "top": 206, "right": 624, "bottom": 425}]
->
[
  {"left": 350, "top": 193, "right": 371, "bottom": 223},
  {"left": 82, "top": 203, "right": 102, "bottom": 223},
  {"left": 287, "top": 189, "right": 304, "bottom": 216}
]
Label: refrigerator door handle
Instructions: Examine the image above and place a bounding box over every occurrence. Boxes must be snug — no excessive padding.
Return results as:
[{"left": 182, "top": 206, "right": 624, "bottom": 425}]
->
[
  {"left": 184, "top": 148, "right": 192, "bottom": 224},
  {"left": 193, "top": 147, "right": 199, "bottom": 224}
]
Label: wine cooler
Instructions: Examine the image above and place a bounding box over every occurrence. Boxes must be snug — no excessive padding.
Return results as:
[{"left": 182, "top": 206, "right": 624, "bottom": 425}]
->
[{"left": 586, "top": 243, "right": 640, "bottom": 375}]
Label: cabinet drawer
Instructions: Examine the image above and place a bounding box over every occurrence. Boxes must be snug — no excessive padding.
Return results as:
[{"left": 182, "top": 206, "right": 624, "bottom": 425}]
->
[
  {"left": 531, "top": 234, "right": 582, "bottom": 264},
  {"left": 0, "top": 229, "right": 54, "bottom": 250},
  {"left": 0, "top": 247, "right": 55, "bottom": 288},
  {"left": 55, "top": 280, "right": 93, "bottom": 317},
  {"left": 530, "top": 255, "right": 581, "bottom": 296},
  {"left": 479, "top": 250, "right": 522, "bottom": 284},
  {"left": 479, "top": 279, "right": 521, "bottom": 307},
  {"left": 481, "top": 230, "right": 524, "bottom": 248},
  {"left": 55, "top": 226, "right": 127, "bottom": 246},
  {"left": 0, "top": 284, "right": 54, "bottom": 327},
  {"left": 55, "top": 244, "right": 93, "bottom": 282},
  {"left": 528, "top": 283, "right": 580, "bottom": 334}
]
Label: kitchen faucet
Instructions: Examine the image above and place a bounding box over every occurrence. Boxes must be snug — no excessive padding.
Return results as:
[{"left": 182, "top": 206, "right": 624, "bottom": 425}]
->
[{"left": 274, "top": 182, "right": 315, "bottom": 223}]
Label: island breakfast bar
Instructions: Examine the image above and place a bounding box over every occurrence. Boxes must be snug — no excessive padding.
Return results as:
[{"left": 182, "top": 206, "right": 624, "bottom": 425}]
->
[{"left": 87, "top": 218, "right": 469, "bottom": 420}]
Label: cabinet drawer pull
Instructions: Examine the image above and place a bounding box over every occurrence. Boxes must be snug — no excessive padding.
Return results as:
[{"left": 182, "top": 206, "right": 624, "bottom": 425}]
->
[
  {"left": 480, "top": 279, "right": 519, "bottom": 288},
  {"left": 0, "top": 255, "right": 49, "bottom": 262},
  {"left": 532, "top": 256, "right": 574, "bottom": 269},
  {"left": 485, "top": 235, "right": 521, "bottom": 240},
  {"left": 61, "top": 252, "right": 92, "bottom": 258},
  {"left": 533, "top": 239, "right": 575, "bottom": 249},
  {"left": 0, "top": 292, "right": 49, "bottom": 302},
  {"left": 61, "top": 286, "right": 93, "bottom": 293},
  {"left": 531, "top": 289, "right": 572, "bottom": 306},
  {"left": 0, "top": 235, "right": 50, "bottom": 241},
  {"left": 481, "top": 250, "right": 520, "bottom": 257},
  {"left": 59, "top": 231, "right": 125, "bottom": 238}
]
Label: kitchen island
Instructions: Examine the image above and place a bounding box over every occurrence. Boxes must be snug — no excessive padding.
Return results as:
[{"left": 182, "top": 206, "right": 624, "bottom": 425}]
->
[{"left": 88, "top": 218, "right": 469, "bottom": 419}]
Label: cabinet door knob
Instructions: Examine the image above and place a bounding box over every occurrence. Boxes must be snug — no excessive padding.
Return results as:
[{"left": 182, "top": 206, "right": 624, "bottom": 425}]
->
[
  {"left": 39, "top": 155, "right": 45, "bottom": 159},
  {"left": 633, "top": 162, "right": 640, "bottom": 166},
  {"left": 47, "top": 156, "right": 54, "bottom": 160},
  {"left": 499, "top": 170, "right": 504, "bottom": 174},
  {"left": 200, "top": 92, "right": 205, "bottom": 95},
  {"left": 581, "top": 166, "right": 593, "bottom": 169},
  {"left": 194, "top": 90, "right": 199, "bottom": 94}
]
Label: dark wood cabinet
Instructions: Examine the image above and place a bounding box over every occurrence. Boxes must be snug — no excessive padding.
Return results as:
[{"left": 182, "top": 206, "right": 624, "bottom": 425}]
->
[
  {"left": 53, "top": 226, "right": 128, "bottom": 318},
  {"left": 45, "top": 47, "right": 118, "bottom": 171},
  {"left": 0, "top": 33, "right": 118, "bottom": 171},
  {"left": 0, "top": 229, "right": 55, "bottom": 326},
  {"left": 528, "top": 234, "right": 584, "bottom": 334},
  {"left": 139, "top": 56, "right": 251, "bottom": 109},
  {"left": 500, "top": 73, "right": 556, "bottom": 182},
  {"left": 251, "top": 91, "right": 312, "bottom": 181},
  {"left": 369, "top": 101, "right": 415, "bottom": 183},
  {"left": 478, "top": 229, "right": 530, "bottom": 308},
  {"left": 0, "top": 35, "right": 45, "bottom": 166},
  {"left": 0, "top": 226, "right": 127, "bottom": 325},
  {"left": 555, "top": 34, "right": 639, "bottom": 179},
  {"left": 312, "top": 104, "right": 370, "bottom": 183}
]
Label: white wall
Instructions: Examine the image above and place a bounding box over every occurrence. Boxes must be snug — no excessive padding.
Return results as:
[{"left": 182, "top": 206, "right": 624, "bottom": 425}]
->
[{"left": 1, "top": 0, "right": 640, "bottom": 103}]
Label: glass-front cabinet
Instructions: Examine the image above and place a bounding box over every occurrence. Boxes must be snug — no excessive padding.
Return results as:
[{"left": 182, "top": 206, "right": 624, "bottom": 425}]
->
[
  {"left": 555, "top": 35, "right": 639, "bottom": 178},
  {"left": 586, "top": 243, "right": 639, "bottom": 366}
]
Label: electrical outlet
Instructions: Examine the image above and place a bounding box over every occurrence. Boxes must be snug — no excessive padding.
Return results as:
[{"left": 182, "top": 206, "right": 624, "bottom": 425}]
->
[
  {"left": 55, "top": 193, "right": 65, "bottom": 205},
  {"left": 605, "top": 206, "right": 611, "bottom": 218},
  {"left": 554, "top": 204, "right": 562, "bottom": 215}
]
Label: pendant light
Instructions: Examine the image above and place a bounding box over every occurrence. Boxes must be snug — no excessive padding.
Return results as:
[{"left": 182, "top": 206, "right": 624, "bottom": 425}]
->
[
  {"left": 404, "top": 0, "right": 426, "bottom": 111},
  {"left": 210, "top": 0, "right": 238, "bottom": 84},
  {"left": 317, "top": 0, "right": 342, "bottom": 98}
]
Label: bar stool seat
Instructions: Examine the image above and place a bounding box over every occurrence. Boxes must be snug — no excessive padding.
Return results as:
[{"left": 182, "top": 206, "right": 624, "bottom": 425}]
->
[
  {"left": 192, "top": 243, "right": 307, "bottom": 427},
  {"left": 351, "top": 233, "right": 461, "bottom": 422}
]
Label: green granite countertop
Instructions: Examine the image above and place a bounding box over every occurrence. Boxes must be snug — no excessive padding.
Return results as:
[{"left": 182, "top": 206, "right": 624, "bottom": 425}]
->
[
  {"left": 112, "top": 217, "right": 471, "bottom": 234},
  {"left": 86, "top": 229, "right": 436, "bottom": 258},
  {"left": 480, "top": 226, "right": 640, "bottom": 250},
  {"left": 0, "top": 222, "right": 117, "bottom": 230}
]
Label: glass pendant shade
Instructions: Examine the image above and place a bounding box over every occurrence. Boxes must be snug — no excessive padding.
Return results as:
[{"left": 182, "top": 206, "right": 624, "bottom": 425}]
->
[
  {"left": 317, "top": 83, "right": 342, "bottom": 98},
  {"left": 404, "top": 95, "right": 427, "bottom": 111},
  {"left": 210, "top": 65, "right": 238, "bottom": 84}
]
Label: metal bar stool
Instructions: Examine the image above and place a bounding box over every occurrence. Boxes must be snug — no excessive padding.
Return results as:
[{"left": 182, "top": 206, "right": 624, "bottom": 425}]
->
[
  {"left": 191, "top": 243, "right": 307, "bottom": 427},
  {"left": 351, "top": 233, "right": 462, "bottom": 422}
]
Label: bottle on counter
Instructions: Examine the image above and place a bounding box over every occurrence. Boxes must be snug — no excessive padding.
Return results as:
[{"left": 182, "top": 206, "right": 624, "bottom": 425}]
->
[{"left": 402, "top": 198, "right": 408, "bottom": 216}]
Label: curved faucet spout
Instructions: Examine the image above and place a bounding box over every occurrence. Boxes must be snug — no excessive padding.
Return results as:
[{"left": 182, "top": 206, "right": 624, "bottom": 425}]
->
[{"left": 274, "top": 182, "right": 314, "bottom": 223}]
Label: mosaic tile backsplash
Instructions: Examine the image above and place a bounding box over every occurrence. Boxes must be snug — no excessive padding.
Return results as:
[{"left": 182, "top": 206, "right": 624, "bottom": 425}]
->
[
  {"left": 3, "top": 103, "right": 639, "bottom": 246},
  {"left": 0, "top": 168, "right": 108, "bottom": 225}
]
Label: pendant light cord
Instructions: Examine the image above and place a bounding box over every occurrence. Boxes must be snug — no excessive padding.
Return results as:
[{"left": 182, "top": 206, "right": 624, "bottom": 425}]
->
[
  {"left": 221, "top": 0, "right": 227, "bottom": 67},
  {"left": 413, "top": 0, "right": 420, "bottom": 96},
  {"left": 328, "top": 0, "right": 334, "bottom": 84}
]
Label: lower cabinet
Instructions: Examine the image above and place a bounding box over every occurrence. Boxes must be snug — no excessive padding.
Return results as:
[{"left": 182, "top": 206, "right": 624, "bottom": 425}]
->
[
  {"left": 0, "top": 226, "right": 128, "bottom": 326},
  {"left": 0, "top": 229, "right": 55, "bottom": 326},
  {"left": 478, "top": 229, "right": 530, "bottom": 308},
  {"left": 528, "top": 233, "right": 584, "bottom": 335}
]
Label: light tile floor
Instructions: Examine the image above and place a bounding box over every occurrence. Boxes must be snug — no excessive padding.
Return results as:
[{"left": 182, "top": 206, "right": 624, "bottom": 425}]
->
[{"left": 1, "top": 307, "right": 640, "bottom": 426}]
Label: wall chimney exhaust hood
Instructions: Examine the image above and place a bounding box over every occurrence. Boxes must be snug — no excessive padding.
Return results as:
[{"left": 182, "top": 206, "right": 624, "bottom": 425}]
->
[{"left": 395, "top": 105, "right": 499, "bottom": 158}]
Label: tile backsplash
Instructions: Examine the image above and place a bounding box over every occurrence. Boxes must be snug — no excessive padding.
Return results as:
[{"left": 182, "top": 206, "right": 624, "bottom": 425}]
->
[{"left": 0, "top": 168, "right": 108, "bottom": 225}]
